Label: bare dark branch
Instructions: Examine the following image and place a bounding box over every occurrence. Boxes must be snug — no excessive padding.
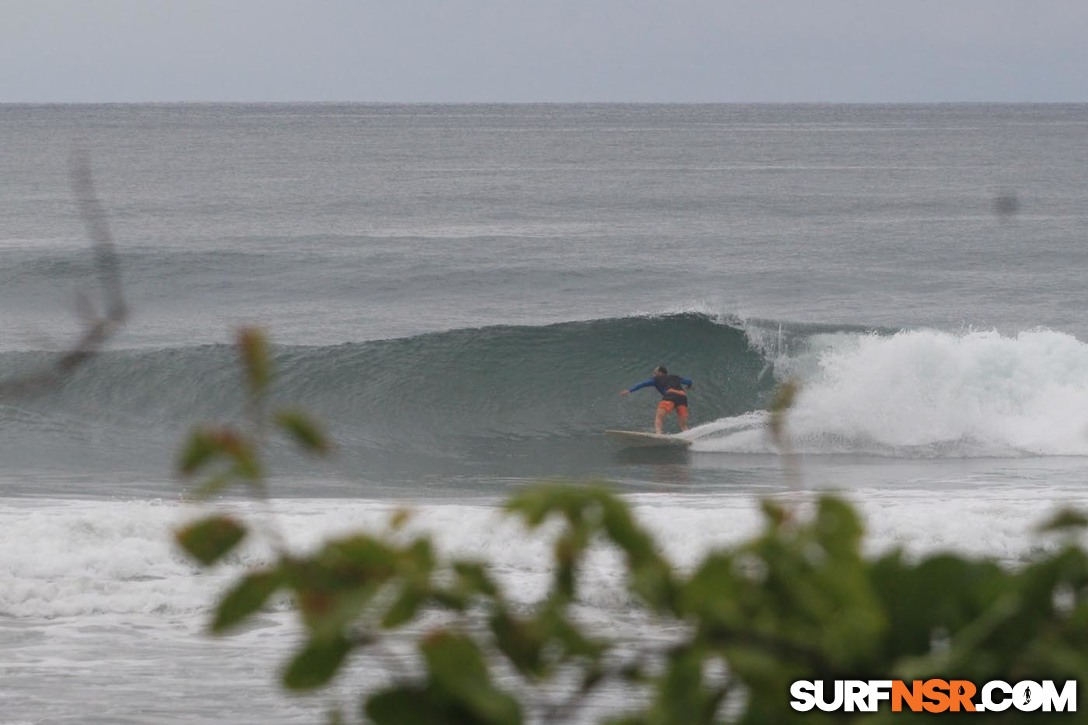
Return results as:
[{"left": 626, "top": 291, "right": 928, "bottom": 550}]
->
[
  {"left": 0, "top": 152, "right": 127, "bottom": 398},
  {"left": 70, "top": 150, "right": 127, "bottom": 324}
]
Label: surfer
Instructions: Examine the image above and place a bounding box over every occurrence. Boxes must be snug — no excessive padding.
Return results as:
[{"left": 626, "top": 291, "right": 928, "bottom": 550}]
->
[{"left": 620, "top": 366, "right": 693, "bottom": 434}]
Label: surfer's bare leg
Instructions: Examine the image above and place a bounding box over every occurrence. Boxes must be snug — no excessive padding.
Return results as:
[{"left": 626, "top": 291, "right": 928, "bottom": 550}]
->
[{"left": 654, "top": 404, "right": 668, "bottom": 434}]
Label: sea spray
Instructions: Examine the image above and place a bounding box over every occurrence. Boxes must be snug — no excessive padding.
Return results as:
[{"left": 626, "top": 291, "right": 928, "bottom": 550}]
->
[{"left": 699, "top": 328, "right": 1088, "bottom": 457}]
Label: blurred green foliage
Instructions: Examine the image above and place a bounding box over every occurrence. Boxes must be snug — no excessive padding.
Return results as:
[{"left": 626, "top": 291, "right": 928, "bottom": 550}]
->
[{"left": 176, "top": 330, "right": 1088, "bottom": 723}]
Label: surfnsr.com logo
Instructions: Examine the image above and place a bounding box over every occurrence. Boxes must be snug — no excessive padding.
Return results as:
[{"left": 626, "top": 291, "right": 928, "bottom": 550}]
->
[{"left": 790, "top": 679, "right": 1077, "bottom": 714}]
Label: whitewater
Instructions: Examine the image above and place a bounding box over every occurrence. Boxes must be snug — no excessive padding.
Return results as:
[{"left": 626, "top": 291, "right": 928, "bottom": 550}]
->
[{"left": 2, "top": 103, "right": 1087, "bottom": 723}]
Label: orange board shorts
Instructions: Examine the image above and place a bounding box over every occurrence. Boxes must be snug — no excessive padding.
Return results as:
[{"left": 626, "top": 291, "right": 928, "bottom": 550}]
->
[{"left": 657, "top": 399, "right": 689, "bottom": 425}]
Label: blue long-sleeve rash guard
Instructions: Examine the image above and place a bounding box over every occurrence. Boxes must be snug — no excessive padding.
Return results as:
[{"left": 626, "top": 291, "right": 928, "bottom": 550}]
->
[{"left": 627, "top": 376, "right": 693, "bottom": 396}]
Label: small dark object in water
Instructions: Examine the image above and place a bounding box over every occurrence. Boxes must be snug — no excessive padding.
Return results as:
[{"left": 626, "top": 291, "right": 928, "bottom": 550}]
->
[{"left": 993, "top": 192, "right": 1020, "bottom": 218}]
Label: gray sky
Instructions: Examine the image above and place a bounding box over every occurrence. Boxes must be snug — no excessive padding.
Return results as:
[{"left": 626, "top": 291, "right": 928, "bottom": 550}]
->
[{"left": 2, "top": 0, "right": 1086, "bottom": 103}]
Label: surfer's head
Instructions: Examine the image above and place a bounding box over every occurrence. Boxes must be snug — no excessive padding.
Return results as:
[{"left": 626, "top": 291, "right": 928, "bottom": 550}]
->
[{"left": 653, "top": 366, "right": 667, "bottom": 377}]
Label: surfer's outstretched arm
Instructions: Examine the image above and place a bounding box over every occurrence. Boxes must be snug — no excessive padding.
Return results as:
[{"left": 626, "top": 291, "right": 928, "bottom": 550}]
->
[{"left": 621, "top": 379, "right": 655, "bottom": 396}]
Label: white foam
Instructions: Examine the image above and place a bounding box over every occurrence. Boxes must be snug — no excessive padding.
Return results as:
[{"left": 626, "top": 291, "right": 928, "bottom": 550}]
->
[
  {"left": 701, "top": 328, "right": 1088, "bottom": 457},
  {"left": 3, "top": 488, "right": 1081, "bottom": 620},
  {"left": 0, "top": 500, "right": 226, "bottom": 619}
]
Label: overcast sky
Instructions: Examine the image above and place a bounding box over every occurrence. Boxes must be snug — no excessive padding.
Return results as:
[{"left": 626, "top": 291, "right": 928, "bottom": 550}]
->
[{"left": 2, "top": 0, "right": 1086, "bottom": 103}]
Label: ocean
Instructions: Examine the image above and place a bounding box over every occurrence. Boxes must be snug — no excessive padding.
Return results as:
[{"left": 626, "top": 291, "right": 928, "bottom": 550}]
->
[{"left": 1, "top": 103, "right": 1087, "bottom": 722}]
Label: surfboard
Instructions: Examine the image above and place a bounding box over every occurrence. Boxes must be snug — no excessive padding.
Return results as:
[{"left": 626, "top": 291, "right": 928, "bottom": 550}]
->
[{"left": 604, "top": 430, "right": 692, "bottom": 449}]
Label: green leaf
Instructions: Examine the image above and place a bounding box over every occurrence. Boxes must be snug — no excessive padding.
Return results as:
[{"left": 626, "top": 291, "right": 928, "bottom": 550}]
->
[
  {"left": 598, "top": 496, "right": 676, "bottom": 612},
  {"left": 405, "top": 537, "right": 436, "bottom": 573},
  {"left": 422, "top": 630, "right": 488, "bottom": 690},
  {"left": 1038, "top": 508, "right": 1088, "bottom": 533},
  {"left": 539, "top": 606, "right": 605, "bottom": 662},
  {"left": 175, "top": 515, "right": 247, "bottom": 566},
  {"left": 421, "top": 630, "right": 521, "bottom": 724},
  {"left": 212, "top": 569, "right": 283, "bottom": 633},
  {"left": 389, "top": 507, "right": 413, "bottom": 530},
  {"left": 282, "top": 634, "right": 353, "bottom": 690},
  {"left": 286, "top": 535, "right": 402, "bottom": 635},
  {"left": 177, "top": 426, "right": 262, "bottom": 485},
  {"left": 237, "top": 327, "right": 272, "bottom": 395},
  {"left": 366, "top": 687, "right": 449, "bottom": 725},
  {"left": 453, "top": 561, "right": 499, "bottom": 598},
  {"left": 381, "top": 583, "right": 426, "bottom": 629},
  {"left": 505, "top": 481, "right": 610, "bottom": 528},
  {"left": 759, "top": 498, "right": 791, "bottom": 530},
  {"left": 210, "top": 431, "right": 261, "bottom": 482},
  {"left": 814, "top": 495, "right": 864, "bottom": 559},
  {"left": 490, "top": 610, "right": 545, "bottom": 677},
  {"left": 276, "top": 409, "right": 331, "bottom": 454},
  {"left": 177, "top": 427, "right": 221, "bottom": 477},
  {"left": 653, "top": 646, "right": 713, "bottom": 724},
  {"left": 230, "top": 453, "right": 263, "bottom": 484}
]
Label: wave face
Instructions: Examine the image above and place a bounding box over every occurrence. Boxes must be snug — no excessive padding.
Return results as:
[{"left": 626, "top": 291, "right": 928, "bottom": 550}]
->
[
  {"left": 0, "top": 314, "right": 772, "bottom": 476},
  {"left": 697, "top": 328, "right": 1088, "bottom": 457},
  {"left": 5, "top": 317, "right": 1088, "bottom": 482}
]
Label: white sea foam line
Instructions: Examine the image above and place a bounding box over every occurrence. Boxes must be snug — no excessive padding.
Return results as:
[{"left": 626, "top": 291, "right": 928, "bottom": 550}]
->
[
  {"left": 0, "top": 499, "right": 221, "bottom": 619},
  {"left": 3, "top": 488, "right": 1083, "bottom": 620}
]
